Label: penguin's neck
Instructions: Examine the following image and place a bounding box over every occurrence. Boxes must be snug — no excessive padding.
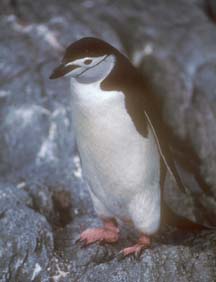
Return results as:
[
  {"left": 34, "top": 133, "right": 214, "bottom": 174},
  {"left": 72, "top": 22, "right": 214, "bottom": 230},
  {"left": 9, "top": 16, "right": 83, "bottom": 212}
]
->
[
  {"left": 70, "top": 79, "right": 123, "bottom": 114},
  {"left": 71, "top": 79, "right": 102, "bottom": 103}
]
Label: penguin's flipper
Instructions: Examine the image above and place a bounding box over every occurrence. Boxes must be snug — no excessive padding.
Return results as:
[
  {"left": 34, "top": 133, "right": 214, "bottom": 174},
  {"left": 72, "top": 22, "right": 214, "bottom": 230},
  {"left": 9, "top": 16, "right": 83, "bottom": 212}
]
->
[{"left": 144, "top": 111, "right": 186, "bottom": 193}]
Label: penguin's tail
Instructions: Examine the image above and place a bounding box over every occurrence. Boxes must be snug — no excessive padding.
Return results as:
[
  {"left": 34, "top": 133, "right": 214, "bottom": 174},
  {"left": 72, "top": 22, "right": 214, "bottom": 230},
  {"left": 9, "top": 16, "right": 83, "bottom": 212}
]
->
[{"left": 161, "top": 202, "right": 214, "bottom": 231}]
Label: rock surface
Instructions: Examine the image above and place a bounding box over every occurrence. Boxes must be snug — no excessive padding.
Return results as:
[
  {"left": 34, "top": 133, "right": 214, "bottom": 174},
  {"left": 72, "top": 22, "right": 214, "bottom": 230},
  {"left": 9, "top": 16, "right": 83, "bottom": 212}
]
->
[
  {"left": 0, "top": 183, "right": 53, "bottom": 281},
  {"left": 0, "top": 0, "right": 216, "bottom": 281}
]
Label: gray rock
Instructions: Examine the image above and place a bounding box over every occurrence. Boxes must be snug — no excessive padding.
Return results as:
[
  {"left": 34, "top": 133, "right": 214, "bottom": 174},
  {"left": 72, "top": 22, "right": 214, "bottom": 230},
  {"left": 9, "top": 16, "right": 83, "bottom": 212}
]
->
[
  {"left": 0, "top": 183, "right": 53, "bottom": 282},
  {"left": 50, "top": 216, "right": 216, "bottom": 282},
  {"left": 0, "top": 104, "right": 50, "bottom": 174}
]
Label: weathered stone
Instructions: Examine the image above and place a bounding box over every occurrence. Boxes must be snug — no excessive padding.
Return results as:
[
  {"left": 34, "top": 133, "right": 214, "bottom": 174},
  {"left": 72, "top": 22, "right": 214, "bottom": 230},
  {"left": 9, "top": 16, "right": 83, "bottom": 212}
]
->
[{"left": 0, "top": 183, "right": 53, "bottom": 282}]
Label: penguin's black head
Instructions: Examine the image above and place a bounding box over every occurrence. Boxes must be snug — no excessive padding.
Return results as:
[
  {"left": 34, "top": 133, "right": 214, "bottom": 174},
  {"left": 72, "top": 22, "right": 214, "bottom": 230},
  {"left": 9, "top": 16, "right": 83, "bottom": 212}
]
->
[{"left": 50, "top": 37, "right": 119, "bottom": 84}]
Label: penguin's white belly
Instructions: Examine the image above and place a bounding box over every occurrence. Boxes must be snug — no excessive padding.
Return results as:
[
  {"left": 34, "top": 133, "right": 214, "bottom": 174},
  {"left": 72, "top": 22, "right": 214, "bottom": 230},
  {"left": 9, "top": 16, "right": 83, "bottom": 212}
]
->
[{"left": 71, "top": 81, "right": 161, "bottom": 234}]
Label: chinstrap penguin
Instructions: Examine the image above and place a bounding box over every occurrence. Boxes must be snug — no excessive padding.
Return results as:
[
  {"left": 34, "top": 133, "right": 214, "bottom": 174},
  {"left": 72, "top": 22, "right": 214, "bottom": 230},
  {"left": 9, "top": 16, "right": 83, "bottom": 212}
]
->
[{"left": 50, "top": 37, "right": 209, "bottom": 256}]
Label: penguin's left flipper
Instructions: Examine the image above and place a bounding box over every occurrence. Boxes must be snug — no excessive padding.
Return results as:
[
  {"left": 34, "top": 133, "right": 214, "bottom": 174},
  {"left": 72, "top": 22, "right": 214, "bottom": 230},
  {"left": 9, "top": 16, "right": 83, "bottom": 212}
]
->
[{"left": 144, "top": 110, "right": 186, "bottom": 193}]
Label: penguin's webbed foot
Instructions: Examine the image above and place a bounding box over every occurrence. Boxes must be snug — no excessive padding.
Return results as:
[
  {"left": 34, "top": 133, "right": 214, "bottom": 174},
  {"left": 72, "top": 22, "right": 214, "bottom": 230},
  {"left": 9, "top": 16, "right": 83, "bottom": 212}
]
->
[
  {"left": 119, "top": 234, "right": 151, "bottom": 258},
  {"left": 79, "top": 218, "right": 119, "bottom": 246}
]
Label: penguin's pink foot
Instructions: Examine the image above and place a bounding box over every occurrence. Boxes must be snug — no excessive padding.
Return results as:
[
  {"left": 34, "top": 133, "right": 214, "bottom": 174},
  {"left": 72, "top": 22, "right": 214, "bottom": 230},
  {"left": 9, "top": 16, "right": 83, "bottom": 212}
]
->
[
  {"left": 79, "top": 219, "right": 119, "bottom": 246},
  {"left": 120, "top": 234, "right": 151, "bottom": 257}
]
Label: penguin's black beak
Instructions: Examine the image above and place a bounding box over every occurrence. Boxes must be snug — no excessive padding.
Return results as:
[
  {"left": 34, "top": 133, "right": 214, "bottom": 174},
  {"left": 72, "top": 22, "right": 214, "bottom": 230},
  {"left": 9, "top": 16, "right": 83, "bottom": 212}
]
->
[{"left": 49, "top": 64, "right": 79, "bottom": 79}]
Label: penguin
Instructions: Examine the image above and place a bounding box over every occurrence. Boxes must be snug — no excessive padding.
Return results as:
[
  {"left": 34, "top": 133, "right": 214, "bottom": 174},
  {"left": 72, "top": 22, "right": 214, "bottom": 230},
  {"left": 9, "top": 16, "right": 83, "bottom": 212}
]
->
[{"left": 50, "top": 37, "right": 209, "bottom": 256}]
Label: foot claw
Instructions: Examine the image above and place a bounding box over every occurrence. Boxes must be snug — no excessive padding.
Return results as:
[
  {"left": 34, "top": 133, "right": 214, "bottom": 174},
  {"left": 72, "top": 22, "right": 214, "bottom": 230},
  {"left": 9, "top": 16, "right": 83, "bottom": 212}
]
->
[
  {"left": 134, "top": 248, "right": 143, "bottom": 260},
  {"left": 75, "top": 237, "right": 80, "bottom": 244},
  {"left": 116, "top": 251, "right": 125, "bottom": 261},
  {"left": 75, "top": 237, "right": 87, "bottom": 248},
  {"left": 80, "top": 239, "right": 88, "bottom": 248},
  {"left": 74, "top": 236, "right": 81, "bottom": 245}
]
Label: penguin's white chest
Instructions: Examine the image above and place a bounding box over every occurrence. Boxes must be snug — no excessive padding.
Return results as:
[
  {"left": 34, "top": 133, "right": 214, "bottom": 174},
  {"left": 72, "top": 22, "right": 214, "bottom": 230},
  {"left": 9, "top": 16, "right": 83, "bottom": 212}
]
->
[{"left": 71, "top": 80, "right": 161, "bottom": 235}]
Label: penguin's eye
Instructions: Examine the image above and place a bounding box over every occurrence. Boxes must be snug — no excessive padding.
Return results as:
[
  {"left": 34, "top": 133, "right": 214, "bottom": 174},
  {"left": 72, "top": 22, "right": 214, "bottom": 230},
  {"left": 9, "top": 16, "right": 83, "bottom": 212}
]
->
[{"left": 84, "top": 59, "right": 92, "bottom": 65}]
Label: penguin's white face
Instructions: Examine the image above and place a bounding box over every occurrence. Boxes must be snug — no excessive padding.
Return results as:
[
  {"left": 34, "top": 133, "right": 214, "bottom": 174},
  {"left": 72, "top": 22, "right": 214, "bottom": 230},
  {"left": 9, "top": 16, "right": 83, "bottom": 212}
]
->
[{"left": 50, "top": 54, "right": 116, "bottom": 84}]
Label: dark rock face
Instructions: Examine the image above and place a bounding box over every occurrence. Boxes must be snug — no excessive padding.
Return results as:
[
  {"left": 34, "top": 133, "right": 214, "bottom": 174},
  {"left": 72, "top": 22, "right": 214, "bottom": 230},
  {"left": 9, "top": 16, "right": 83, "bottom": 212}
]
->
[{"left": 0, "top": 0, "right": 216, "bottom": 281}]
